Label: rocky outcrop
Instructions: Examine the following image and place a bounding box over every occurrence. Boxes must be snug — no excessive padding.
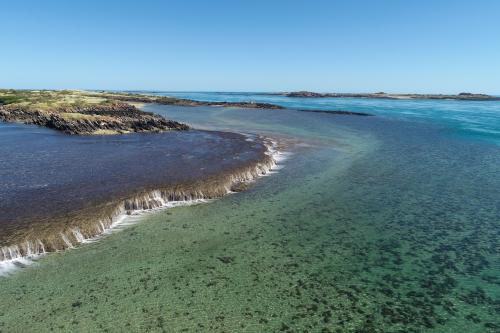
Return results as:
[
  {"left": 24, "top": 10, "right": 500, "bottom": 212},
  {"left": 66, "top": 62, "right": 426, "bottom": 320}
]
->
[
  {"left": 280, "top": 91, "right": 500, "bottom": 101},
  {"left": 86, "top": 93, "right": 284, "bottom": 109},
  {"left": 286, "top": 91, "right": 326, "bottom": 98},
  {"left": 0, "top": 103, "right": 189, "bottom": 135},
  {"left": 183, "top": 100, "right": 283, "bottom": 109},
  {"left": 299, "top": 109, "right": 373, "bottom": 116}
]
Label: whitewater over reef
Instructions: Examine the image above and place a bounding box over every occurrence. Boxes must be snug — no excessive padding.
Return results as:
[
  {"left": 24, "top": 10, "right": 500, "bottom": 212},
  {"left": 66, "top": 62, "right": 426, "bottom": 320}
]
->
[{"left": 0, "top": 125, "right": 286, "bottom": 276}]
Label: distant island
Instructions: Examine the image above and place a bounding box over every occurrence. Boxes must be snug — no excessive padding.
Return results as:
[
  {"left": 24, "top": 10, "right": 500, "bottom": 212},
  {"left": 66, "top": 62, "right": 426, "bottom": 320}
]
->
[
  {"left": 0, "top": 90, "right": 282, "bottom": 135},
  {"left": 276, "top": 91, "right": 500, "bottom": 101}
]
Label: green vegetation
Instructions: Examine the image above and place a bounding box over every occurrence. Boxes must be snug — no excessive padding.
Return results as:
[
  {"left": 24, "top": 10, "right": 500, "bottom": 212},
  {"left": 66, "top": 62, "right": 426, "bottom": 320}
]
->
[
  {"left": 0, "top": 89, "right": 112, "bottom": 110},
  {"left": 0, "top": 95, "right": 23, "bottom": 105},
  {"left": 0, "top": 89, "right": 36, "bottom": 105},
  {"left": 0, "top": 89, "right": 186, "bottom": 111}
]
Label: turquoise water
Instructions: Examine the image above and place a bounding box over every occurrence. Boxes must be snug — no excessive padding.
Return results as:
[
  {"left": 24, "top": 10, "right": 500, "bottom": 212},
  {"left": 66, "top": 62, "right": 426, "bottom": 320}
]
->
[
  {"left": 0, "top": 95, "right": 499, "bottom": 332},
  {"left": 154, "top": 92, "right": 500, "bottom": 144}
]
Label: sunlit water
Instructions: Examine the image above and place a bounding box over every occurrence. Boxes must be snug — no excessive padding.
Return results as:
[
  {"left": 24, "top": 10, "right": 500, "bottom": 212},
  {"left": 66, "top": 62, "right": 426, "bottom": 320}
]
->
[
  {"left": 155, "top": 91, "right": 500, "bottom": 145},
  {"left": 0, "top": 94, "right": 499, "bottom": 332}
]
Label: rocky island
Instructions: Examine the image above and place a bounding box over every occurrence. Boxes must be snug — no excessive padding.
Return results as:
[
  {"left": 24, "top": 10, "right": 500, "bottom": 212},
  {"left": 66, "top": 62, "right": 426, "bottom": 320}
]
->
[
  {"left": 279, "top": 91, "right": 500, "bottom": 101},
  {"left": 0, "top": 90, "right": 191, "bottom": 135}
]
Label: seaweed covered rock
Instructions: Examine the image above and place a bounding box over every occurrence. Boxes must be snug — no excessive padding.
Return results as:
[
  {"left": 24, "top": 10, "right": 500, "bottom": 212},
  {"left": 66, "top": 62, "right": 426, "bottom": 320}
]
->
[{"left": 0, "top": 102, "right": 188, "bottom": 135}]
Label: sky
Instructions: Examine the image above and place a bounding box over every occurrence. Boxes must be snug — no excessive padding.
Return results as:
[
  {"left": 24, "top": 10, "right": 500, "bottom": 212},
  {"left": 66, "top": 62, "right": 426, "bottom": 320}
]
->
[{"left": 1, "top": 0, "right": 499, "bottom": 94}]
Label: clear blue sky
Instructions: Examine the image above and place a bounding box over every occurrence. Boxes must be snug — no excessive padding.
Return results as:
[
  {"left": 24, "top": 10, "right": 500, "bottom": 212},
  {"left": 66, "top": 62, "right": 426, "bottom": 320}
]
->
[{"left": 1, "top": 0, "right": 499, "bottom": 94}]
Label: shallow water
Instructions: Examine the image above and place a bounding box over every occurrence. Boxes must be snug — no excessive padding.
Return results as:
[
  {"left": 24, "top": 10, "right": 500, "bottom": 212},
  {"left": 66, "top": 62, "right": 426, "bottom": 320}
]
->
[{"left": 0, "top": 96, "right": 499, "bottom": 332}]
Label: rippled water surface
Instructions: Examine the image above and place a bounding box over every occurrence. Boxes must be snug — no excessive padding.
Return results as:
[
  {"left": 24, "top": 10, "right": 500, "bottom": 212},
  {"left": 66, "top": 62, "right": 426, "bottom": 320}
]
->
[
  {"left": 0, "top": 123, "right": 266, "bottom": 245},
  {"left": 0, "top": 94, "right": 499, "bottom": 332}
]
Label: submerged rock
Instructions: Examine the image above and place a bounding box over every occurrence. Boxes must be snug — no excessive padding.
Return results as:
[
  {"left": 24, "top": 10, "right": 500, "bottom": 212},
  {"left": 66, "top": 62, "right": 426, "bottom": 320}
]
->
[
  {"left": 298, "top": 109, "right": 373, "bottom": 116},
  {"left": 217, "top": 256, "right": 235, "bottom": 264}
]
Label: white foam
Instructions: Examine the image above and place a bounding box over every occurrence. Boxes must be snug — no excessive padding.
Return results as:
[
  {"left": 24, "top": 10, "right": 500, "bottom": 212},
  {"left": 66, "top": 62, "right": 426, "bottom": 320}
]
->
[{"left": 0, "top": 251, "right": 43, "bottom": 277}]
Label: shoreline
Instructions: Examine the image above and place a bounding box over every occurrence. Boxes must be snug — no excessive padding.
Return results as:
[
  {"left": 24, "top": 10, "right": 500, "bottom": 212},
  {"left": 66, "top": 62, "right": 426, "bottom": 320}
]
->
[
  {"left": 298, "top": 109, "right": 373, "bottom": 116},
  {"left": 85, "top": 91, "right": 284, "bottom": 109},
  {"left": 273, "top": 91, "right": 500, "bottom": 101},
  {"left": 0, "top": 137, "right": 285, "bottom": 276},
  {"left": 0, "top": 102, "right": 189, "bottom": 135}
]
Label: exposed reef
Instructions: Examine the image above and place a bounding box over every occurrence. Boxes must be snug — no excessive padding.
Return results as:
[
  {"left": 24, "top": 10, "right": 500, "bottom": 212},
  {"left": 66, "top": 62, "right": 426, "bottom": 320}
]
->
[
  {"left": 0, "top": 140, "right": 281, "bottom": 265},
  {"left": 0, "top": 102, "right": 188, "bottom": 135},
  {"left": 279, "top": 91, "right": 500, "bottom": 101},
  {"left": 299, "top": 109, "right": 373, "bottom": 116},
  {"left": 86, "top": 91, "right": 284, "bottom": 109}
]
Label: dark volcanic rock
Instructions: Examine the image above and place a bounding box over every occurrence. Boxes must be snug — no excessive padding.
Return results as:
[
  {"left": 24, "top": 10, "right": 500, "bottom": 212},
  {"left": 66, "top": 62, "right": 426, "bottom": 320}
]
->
[
  {"left": 281, "top": 91, "right": 500, "bottom": 101},
  {"left": 88, "top": 93, "right": 284, "bottom": 109},
  {"left": 299, "top": 109, "right": 373, "bottom": 116},
  {"left": 164, "top": 98, "right": 284, "bottom": 109},
  {"left": 217, "top": 256, "right": 235, "bottom": 264},
  {"left": 286, "top": 91, "right": 326, "bottom": 98},
  {"left": 0, "top": 103, "right": 189, "bottom": 135}
]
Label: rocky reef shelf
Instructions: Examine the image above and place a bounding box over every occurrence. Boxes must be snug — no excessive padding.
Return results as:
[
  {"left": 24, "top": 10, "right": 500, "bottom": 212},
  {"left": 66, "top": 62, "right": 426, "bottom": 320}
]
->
[
  {"left": 298, "top": 109, "right": 373, "bottom": 116},
  {"left": 275, "top": 91, "right": 500, "bottom": 101},
  {"left": 0, "top": 138, "right": 284, "bottom": 274},
  {"left": 0, "top": 102, "right": 189, "bottom": 135}
]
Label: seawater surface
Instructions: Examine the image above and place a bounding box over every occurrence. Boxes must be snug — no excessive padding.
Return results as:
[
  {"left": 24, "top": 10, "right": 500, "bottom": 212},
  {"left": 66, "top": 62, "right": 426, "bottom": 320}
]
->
[{"left": 0, "top": 94, "right": 499, "bottom": 332}]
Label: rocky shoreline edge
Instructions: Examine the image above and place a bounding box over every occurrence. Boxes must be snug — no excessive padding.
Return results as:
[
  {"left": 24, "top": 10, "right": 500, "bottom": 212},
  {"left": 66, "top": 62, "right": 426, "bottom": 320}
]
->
[
  {"left": 0, "top": 138, "right": 284, "bottom": 274},
  {"left": 298, "top": 109, "right": 373, "bottom": 116},
  {"left": 90, "top": 92, "right": 284, "bottom": 109},
  {"left": 274, "top": 91, "right": 500, "bottom": 101},
  {"left": 0, "top": 102, "right": 189, "bottom": 135}
]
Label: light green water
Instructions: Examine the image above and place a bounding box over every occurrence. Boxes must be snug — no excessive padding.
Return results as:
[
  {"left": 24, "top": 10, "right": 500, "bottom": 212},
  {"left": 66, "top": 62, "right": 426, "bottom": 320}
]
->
[{"left": 1, "top": 106, "right": 499, "bottom": 332}]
